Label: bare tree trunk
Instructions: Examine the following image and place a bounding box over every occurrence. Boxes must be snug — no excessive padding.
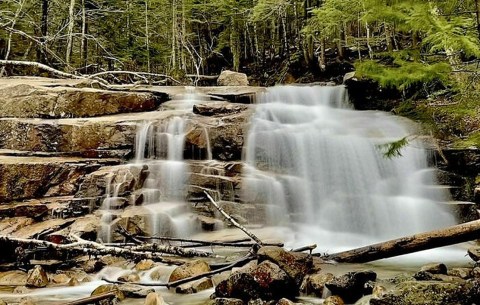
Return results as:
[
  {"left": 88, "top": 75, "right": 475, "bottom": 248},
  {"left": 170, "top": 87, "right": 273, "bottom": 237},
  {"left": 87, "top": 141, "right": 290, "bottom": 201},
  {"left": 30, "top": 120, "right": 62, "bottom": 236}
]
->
[
  {"left": 475, "top": 0, "right": 480, "bottom": 40},
  {"left": 171, "top": 0, "right": 177, "bottom": 71},
  {"left": 38, "top": 0, "right": 49, "bottom": 64},
  {"left": 1, "top": 0, "right": 26, "bottom": 77},
  {"left": 145, "top": 0, "right": 150, "bottom": 73},
  {"left": 66, "top": 0, "right": 76, "bottom": 65},
  {"left": 80, "top": 0, "right": 87, "bottom": 68}
]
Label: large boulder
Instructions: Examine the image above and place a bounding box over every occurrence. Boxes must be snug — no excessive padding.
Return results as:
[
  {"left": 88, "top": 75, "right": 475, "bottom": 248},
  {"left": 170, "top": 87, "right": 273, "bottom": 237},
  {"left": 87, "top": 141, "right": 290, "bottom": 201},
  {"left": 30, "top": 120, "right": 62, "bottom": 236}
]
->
[
  {"left": 0, "top": 84, "right": 164, "bottom": 118},
  {"left": 217, "top": 71, "right": 249, "bottom": 86},
  {"left": 257, "top": 246, "right": 313, "bottom": 287},
  {"left": 300, "top": 273, "right": 334, "bottom": 297}
]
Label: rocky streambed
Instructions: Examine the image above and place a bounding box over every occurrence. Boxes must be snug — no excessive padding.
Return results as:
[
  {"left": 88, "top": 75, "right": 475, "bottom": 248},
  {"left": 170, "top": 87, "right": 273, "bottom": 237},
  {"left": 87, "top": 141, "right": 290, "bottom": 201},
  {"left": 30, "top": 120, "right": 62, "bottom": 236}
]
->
[{"left": 0, "top": 77, "right": 479, "bottom": 305}]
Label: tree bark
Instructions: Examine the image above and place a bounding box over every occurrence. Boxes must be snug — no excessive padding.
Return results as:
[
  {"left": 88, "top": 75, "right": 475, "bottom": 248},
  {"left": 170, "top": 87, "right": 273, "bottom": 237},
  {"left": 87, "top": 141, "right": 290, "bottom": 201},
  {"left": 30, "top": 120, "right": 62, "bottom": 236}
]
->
[
  {"left": 66, "top": 0, "right": 76, "bottom": 65},
  {"left": 323, "top": 220, "right": 480, "bottom": 263}
]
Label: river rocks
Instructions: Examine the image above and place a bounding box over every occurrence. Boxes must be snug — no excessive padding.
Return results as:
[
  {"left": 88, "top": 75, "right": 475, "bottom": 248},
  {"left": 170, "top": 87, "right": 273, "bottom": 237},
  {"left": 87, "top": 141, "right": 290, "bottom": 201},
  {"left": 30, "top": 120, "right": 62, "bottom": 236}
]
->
[
  {"left": 420, "top": 263, "right": 447, "bottom": 275},
  {"left": 169, "top": 260, "right": 211, "bottom": 282},
  {"left": 144, "top": 292, "right": 165, "bottom": 305},
  {"left": 214, "top": 298, "right": 244, "bottom": 305},
  {"left": 176, "top": 277, "right": 213, "bottom": 294},
  {"left": 300, "top": 272, "right": 334, "bottom": 297},
  {"left": 217, "top": 71, "right": 249, "bottom": 87},
  {"left": 135, "top": 259, "right": 156, "bottom": 271},
  {"left": 370, "top": 280, "right": 480, "bottom": 305},
  {"left": 468, "top": 247, "right": 480, "bottom": 261},
  {"left": 0, "top": 84, "right": 164, "bottom": 118},
  {"left": 325, "top": 270, "right": 377, "bottom": 303},
  {"left": 449, "top": 267, "right": 472, "bottom": 279},
  {"left": 51, "top": 273, "right": 70, "bottom": 284},
  {"left": 257, "top": 246, "right": 313, "bottom": 287},
  {"left": 0, "top": 271, "right": 27, "bottom": 286},
  {"left": 215, "top": 272, "right": 261, "bottom": 301},
  {"left": 323, "top": 296, "right": 345, "bottom": 305},
  {"left": 119, "top": 284, "right": 155, "bottom": 298},
  {"left": 26, "top": 265, "right": 48, "bottom": 288},
  {"left": 91, "top": 284, "right": 125, "bottom": 301},
  {"left": 118, "top": 272, "right": 141, "bottom": 283}
]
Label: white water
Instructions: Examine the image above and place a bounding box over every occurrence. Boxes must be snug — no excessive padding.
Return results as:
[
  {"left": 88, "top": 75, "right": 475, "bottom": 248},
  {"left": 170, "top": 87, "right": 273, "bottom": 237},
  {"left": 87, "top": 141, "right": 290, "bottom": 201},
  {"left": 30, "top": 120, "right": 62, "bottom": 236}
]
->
[{"left": 243, "top": 85, "right": 456, "bottom": 253}]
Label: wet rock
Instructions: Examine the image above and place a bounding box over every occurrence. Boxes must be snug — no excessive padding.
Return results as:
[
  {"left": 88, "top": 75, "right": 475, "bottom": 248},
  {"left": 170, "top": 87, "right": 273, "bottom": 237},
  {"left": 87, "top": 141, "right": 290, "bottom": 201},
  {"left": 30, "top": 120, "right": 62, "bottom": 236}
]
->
[
  {"left": 325, "top": 270, "right": 377, "bottom": 303},
  {"left": 119, "top": 284, "right": 154, "bottom": 298},
  {"left": 0, "top": 84, "right": 162, "bottom": 118},
  {"left": 0, "top": 156, "right": 110, "bottom": 203},
  {"left": 13, "top": 286, "right": 30, "bottom": 294},
  {"left": 251, "top": 261, "right": 296, "bottom": 300},
  {"left": 68, "top": 277, "right": 80, "bottom": 286},
  {"left": 0, "top": 203, "right": 48, "bottom": 219},
  {"left": 169, "top": 260, "right": 211, "bottom": 282},
  {"left": 135, "top": 259, "right": 156, "bottom": 271},
  {"left": 0, "top": 299, "right": 6, "bottom": 305},
  {"left": 323, "top": 296, "right": 345, "bottom": 305},
  {"left": 69, "top": 215, "right": 99, "bottom": 240},
  {"left": 176, "top": 277, "right": 213, "bottom": 294},
  {"left": 413, "top": 271, "right": 436, "bottom": 281},
  {"left": 193, "top": 102, "right": 249, "bottom": 117},
  {"left": 472, "top": 267, "right": 480, "bottom": 278},
  {"left": 468, "top": 247, "right": 480, "bottom": 262},
  {"left": 257, "top": 246, "right": 313, "bottom": 287},
  {"left": 212, "top": 271, "right": 232, "bottom": 286},
  {"left": 99, "top": 255, "right": 127, "bottom": 267},
  {"left": 12, "top": 218, "right": 73, "bottom": 239},
  {"left": 217, "top": 71, "right": 249, "bottom": 86},
  {"left": 370, "top": 280, "right": 480, "bottom": 305},
  {"left": 51, "top": 273, "right": 70, "bottom": 284},
  {"left": 276, "top": 298, "right": 295, "bottom": 305},
  {"left": 91, "top": 284, "right": 125, "bottom": 301},
  {"left": 144, "top": 292, "right": 165, "bottom": 305},
  {"left": 215, "top": 298, "right": 244, "bottom": 305},
  {"left": 118, "top": 272, "right": 141, "bottom": 283},
  {"left": 19, "top": 297, "right": 36, "bottom": 305},
  {"left": 0, "top": 270, "right": 28, "bottom": 286},
  {"left": 247, "top": 299, "right": 265, "bottom": 305},
  {"left": 80, "top": 258, "right": 105, "bottom": 273},
  {"left": 76, "top": 165, "right": 147, "bottom": 199},
  {"left": 372, "top": 285, "right": 388, "bottom": 298},
  {"left": 420, "top": 263, "right": 447, "bottom": 275},
  {"left": 26, "top": 265, "right": 49, "bottom": 288},
  {"left": 300, "top": 272, "right": 334, "bottom": 297},
  {"left": 215, "top": 272, "right": 261, "bottom": 301},
  {"left": 196, "top": 215, "right": 223, "bottom": 231},
  {"left": 0, "top": 217, "right": 34, "bottom": 236}
]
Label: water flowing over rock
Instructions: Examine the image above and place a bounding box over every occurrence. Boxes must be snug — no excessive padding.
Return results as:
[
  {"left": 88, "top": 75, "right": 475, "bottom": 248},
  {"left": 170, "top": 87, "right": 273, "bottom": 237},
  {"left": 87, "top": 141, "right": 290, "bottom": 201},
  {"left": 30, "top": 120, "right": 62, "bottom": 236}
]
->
[{"left": 243, "top": 85, "right": 455, "bottom": 250}]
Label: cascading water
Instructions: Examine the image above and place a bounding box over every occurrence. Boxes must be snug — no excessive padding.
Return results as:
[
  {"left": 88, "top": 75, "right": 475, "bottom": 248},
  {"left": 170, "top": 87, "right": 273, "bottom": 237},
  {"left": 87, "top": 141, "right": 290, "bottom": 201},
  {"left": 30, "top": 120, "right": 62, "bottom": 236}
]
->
[{"left": 243, "top": 85, "right": 456, "bottom": 252}]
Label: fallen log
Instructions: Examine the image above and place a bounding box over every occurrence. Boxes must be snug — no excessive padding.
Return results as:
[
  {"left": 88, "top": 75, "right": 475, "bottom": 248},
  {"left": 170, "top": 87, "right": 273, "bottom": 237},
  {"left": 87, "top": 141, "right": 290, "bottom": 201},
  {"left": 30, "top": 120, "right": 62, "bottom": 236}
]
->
[
  {"left": 0, "top": 60, "right": 84, "bottom": 79},
  {"left": 323, "top": 219, "right": 480, "bottom": 263}
]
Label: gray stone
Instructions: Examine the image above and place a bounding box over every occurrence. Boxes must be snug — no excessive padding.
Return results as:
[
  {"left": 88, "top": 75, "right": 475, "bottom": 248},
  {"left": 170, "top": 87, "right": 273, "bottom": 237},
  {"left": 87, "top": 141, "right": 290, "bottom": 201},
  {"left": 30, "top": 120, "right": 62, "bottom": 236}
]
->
[
  {"left": 420, "top": 263, "right": 447, "bottom": 275},
  {"left": 217, "top": 71, "right": 249, "bottom": 86},
  {"left": 325, "top": 270, "right": 377, "bottom": 303}
]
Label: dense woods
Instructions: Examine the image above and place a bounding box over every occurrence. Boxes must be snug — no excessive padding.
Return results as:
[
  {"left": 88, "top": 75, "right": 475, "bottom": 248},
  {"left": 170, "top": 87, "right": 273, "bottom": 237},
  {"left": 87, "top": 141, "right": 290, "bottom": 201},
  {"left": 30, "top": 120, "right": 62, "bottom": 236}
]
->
[{"left": 1, "top": 0, "right": 479, "bottom": 87}]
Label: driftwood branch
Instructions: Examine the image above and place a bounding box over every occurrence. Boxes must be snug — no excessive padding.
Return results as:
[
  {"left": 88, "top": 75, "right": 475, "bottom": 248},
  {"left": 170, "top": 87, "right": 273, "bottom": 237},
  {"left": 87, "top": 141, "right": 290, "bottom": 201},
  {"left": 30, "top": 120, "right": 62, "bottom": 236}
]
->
[
  {"left": 323, "top": 220, "right": 480, "bottom": 263},
  {"left": 86, "top": 70, "right": 182, "bottom": 84},
  {"left": 204, "top": 191, "right": 263, "bottom": 246},
  {"left": 0, "top": 60, "right": 84, "bottom": 79}
]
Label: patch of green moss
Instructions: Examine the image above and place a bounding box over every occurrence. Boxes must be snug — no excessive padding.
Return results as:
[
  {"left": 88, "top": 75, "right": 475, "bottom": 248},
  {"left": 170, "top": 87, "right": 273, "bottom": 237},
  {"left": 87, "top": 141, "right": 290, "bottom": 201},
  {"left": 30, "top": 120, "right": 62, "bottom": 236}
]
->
[{"left": 452, "top": 132, "right": 480, "bottom": 149}]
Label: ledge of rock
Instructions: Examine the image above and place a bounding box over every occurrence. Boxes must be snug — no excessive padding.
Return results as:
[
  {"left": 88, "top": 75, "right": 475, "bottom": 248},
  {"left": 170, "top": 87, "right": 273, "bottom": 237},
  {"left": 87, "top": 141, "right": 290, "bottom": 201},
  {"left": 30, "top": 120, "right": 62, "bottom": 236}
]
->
[{"left": 0, "top": 83, "right": 167, "bottom": 118}]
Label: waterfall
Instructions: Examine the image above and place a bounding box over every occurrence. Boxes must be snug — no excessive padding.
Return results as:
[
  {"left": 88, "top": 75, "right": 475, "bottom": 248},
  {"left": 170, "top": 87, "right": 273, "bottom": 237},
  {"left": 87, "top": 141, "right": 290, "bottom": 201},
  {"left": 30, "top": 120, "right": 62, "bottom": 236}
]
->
[{"left": 243, "top": 85, "right": 456, "bottom": 251}]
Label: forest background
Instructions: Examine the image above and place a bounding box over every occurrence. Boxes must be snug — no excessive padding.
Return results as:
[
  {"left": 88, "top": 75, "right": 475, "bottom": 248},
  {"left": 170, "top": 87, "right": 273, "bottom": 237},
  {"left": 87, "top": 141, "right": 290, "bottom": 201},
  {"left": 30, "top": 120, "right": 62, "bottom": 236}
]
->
[{"left": 1, "top": 0, "right": 480, "bottom": 146}]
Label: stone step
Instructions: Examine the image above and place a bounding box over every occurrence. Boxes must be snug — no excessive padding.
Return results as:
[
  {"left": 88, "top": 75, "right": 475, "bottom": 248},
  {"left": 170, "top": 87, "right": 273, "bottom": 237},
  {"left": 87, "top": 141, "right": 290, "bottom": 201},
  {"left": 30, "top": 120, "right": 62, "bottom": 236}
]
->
[{"left": 0, "top": 156, "right": 121, "bottom": 203}]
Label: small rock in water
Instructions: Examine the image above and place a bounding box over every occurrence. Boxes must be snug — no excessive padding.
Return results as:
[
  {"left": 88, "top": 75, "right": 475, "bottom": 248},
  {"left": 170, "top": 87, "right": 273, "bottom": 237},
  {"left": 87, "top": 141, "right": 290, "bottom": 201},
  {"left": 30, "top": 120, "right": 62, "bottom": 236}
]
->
[
  {"left": 372, "top": 285, "right": 387, "bottom": 298},
  {"left": 91, "top": 284, "right": 125, "bottom": 301},
  {"left": 135, "top": 259, "right": 156, "bottom": 271},
  {"left": 299, "top": 272, "right": 334, "bottom": 297},
  {"left": 68, "top": 277, "right": 80, "bottom": 286},
  {"left": 215, "top": 298, "right": 244, "bottom": 305},
  {"left": 118, "top": 272, "right": 141, "bottom": 283},
  {"left": 448, "top": 268, "right": 472, "bottom": 279},
  {"left": 19, "top": 297, "right": 36, "bottom": 305},
  {"left": 144, "top": 292, "right": 165, "bottom": 305},
  {"left": 120, "top": 284, "right": 154, "bottom": 298},
  {"left": 26, "top": 265, "right": 49, "bottom": 288},
  {"left": 472, "top": 267, "right": 480, "bottom": 278},
  {"left": 13, "top": 286, "right": 30, "bottom": 294},
  {"left": 169, "top": 260, "right": 211, "bottom": 282},
  {"left": 323, "top": 296, "right": 345, "bottom": 305},
  {"left": 467, "top": 247, "right": 480, "bottom": 261},
  {"left": 325, "top": 270, "right": 376, "bottom": 303},
  {"left": 176, "top": 277, "right": 213, "bottom": 294},
  {"left": 247, "top": 299, "right": 265, "bottom": 305},
  {"left": 51, "top": 273, "right": 70, "bottom": 284},
  {"left": 276, "top": 298, "right": 296, "bottom": 305},
  {"left": 420, "top": 263, "right": 447, "bottom": 275}
]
